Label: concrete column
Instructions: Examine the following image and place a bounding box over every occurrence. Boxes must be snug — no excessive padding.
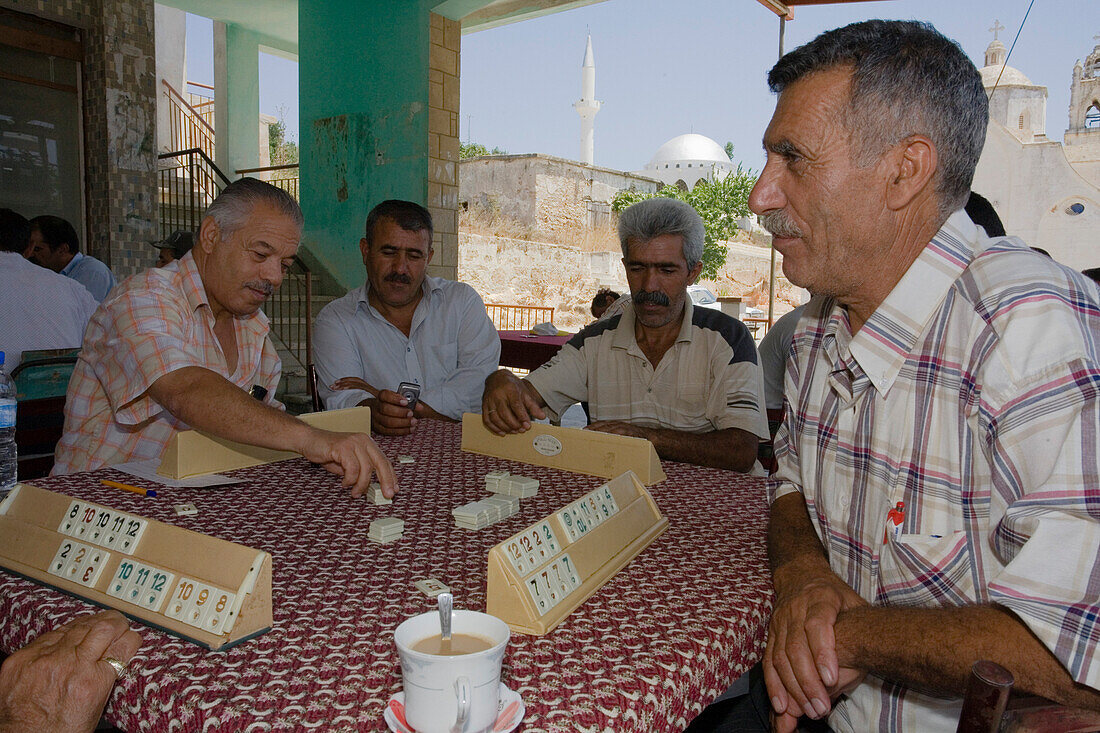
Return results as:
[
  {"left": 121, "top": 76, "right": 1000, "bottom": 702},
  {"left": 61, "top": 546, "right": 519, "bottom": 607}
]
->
[
  {"left": 299, "top": 0, "right": 460, "bottom": 289},
  {"left": 213, "top": 23, "right": 261, "bottom": 178}
]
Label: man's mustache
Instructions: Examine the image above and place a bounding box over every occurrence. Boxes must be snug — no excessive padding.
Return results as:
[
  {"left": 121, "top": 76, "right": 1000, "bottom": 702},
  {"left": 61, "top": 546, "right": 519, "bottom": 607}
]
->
[
  {"left": 244, "top": 280, "right": 274, "bottom": 296},
  {"left": 633, "top": 290, "right": 670, "bottom": 307},
  {"left": 759, "top": 210, "right": 804, "bottom": 239},
  {"left": 385, "top": 272, "right": 412, "bottom": 285}
]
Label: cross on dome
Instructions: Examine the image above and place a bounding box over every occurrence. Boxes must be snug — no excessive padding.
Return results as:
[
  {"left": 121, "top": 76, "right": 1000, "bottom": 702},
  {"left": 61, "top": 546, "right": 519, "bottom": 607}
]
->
[{"left": 989, "top": 20, "right": 1005, "bottom": 41}]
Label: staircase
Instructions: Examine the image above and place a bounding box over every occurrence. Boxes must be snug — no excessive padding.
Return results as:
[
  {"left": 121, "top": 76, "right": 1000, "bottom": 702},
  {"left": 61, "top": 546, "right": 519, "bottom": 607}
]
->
[{"left": 157, "top": 82, "right": 333, "bottom": 414}]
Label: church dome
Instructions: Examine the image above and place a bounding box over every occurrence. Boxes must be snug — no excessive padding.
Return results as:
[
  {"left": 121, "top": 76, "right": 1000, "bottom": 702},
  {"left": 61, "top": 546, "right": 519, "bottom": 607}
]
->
[
  {"left": 981, "top": 64, "right": 1036, "bottom": 88},
  {"left": 980, "top": 39, "right": 1036, "bottom": 87},
  {"left": 647, "top": 134, "right": 730, "bottom": 167}
]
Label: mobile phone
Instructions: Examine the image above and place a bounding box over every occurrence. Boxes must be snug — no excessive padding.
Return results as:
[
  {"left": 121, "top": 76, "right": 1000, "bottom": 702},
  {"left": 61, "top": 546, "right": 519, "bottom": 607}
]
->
[{"left": 397, "top": 381, "right": 421, "bottom": 409}]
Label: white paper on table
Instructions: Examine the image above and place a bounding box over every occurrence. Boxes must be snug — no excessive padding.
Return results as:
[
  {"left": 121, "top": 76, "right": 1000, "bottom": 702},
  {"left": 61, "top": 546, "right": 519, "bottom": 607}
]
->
[{"left": 110, "top": 460, "right": 245, "bottom": 488}]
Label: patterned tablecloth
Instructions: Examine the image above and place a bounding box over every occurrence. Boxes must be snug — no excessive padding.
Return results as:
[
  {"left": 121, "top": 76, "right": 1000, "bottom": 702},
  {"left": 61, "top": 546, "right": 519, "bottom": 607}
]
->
[{"left": 0, "top": 420, "right": 773, "bottom": 732}]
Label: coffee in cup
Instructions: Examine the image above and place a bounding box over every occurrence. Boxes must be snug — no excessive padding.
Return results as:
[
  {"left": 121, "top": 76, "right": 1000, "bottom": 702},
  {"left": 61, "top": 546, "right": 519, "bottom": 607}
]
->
[{"left": 394, "top": 609, "right": 510, "bottom": 733}]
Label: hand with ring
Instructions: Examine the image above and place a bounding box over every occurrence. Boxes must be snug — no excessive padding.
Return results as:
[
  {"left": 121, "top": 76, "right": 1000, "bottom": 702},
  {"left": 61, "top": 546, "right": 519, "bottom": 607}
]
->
[{"left": 0, "top": 610, "right": 142, "bottom": 732}]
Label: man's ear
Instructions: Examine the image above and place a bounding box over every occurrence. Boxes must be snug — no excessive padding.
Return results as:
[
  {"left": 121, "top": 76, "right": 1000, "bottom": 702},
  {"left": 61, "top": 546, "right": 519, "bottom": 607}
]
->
[
  {"left": 359, "top": 238, "right": 370, "bottom": 263},
  {"left": 688, "top": 260, "right": 704, "bottom": 285},
  {"left": 885, "top": 135, "right": 937, "bottom": 212},
  {"left": 198, "top": 216, "right": 219, "bottom": 253}
]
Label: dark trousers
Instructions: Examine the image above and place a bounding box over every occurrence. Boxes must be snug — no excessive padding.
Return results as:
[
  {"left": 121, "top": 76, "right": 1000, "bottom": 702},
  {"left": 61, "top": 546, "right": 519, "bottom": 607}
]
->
[{"left": 683, "top": 663, "right": 836, "bottom": 733}]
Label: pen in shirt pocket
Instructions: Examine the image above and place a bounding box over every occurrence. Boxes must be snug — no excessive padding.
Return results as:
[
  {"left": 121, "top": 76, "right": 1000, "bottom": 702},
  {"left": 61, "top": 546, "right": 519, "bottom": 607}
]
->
[{"left": 883, "top": 501, "right": 905, "bottom": 544}]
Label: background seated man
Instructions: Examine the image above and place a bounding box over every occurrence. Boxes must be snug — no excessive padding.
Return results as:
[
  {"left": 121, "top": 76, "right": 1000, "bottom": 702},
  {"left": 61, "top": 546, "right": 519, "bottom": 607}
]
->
[
  {"left": 0, "top": 610, "right": 141, "bottom": 733},
  {"left": 481, "top": 197, "right": 768, "bottom": 473},
  {"left": 53, "top": 178, "right": 395, "bottom": 498},
  {"left": 589, "top": 287, "right": 619, "bottom": 320},
  {"left": 313, "top": 199, "right": 499, "bottom": 436},
  {"left": 26, "top": 215, "right": 116, "bottom": 302},
  {"left": 0, "top": 209, "right": 98, "bottom": 371},
  {"left": 152, "top": 230, "right": 194, "bottom": 268}
]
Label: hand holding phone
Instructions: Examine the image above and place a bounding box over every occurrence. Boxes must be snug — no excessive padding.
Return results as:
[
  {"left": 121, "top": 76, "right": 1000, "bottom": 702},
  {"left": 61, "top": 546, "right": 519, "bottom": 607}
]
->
[{"left": 397, "top": 381, "right": 421, "bottom": 410}]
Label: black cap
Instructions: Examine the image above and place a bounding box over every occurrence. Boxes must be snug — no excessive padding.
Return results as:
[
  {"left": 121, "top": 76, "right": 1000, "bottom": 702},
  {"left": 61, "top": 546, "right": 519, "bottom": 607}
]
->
[{"left": 151, "top": 230, "right": 194, "bottom": 259}]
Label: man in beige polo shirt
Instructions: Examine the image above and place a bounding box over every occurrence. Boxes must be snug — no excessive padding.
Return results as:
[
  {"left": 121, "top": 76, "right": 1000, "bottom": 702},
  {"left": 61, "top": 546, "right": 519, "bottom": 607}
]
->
[{"left": 481, "top": 198, "right": 768, "bottom": 472}]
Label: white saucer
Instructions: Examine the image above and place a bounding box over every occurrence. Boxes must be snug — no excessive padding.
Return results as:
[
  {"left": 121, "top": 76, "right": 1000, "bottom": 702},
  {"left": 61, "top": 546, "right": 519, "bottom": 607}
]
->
[{"left": 384, "top": 682, "right": 525, "bottom": 733}]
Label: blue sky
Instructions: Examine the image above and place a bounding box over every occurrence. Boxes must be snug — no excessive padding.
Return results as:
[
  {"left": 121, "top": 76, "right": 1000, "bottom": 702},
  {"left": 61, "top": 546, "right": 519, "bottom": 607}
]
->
[{"left": 185, "top": 0, "right": 1100, "bottom": 174}]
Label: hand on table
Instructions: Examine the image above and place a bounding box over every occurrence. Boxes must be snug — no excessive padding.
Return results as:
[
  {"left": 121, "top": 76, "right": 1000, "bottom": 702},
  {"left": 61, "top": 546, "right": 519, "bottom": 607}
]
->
[
  {"left": 300, "top": 428, "right": 397, "bottom": 498},
  {"left": 764, "top": 564, "right": 868, "bottom": 724},
  {"left": 0, "top": 610, "right": 141, "bottom": 733},
  {"left": 481, "top": 370, "right": 545, "bottom": 435},
  {"left": 585, "top": 420, "right": 649, "bottom": 439}
]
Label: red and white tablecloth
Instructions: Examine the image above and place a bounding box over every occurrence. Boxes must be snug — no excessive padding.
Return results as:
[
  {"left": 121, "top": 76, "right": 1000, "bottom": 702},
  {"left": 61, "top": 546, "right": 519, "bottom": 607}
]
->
[{"left": 0, "top": 420, "right": 773, "bottom": 732}]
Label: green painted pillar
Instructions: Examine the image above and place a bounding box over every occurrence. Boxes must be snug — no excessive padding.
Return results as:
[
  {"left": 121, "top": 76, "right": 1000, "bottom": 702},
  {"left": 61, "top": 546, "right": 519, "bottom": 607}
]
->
[{"left": 298, "top": 0, "right": 435, "bottom": 290}]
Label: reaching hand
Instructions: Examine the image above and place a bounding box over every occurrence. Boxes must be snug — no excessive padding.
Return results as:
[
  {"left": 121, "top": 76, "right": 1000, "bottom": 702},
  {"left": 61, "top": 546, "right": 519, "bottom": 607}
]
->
[
  {"left": 481, "top": 370, "right": 545, "bottom": 435},
  {"left": 0, "top": 610, "right": 142, "bottom": 733},
  {"left": 300, "top": 428, "right": 398, "bottom": 498}
]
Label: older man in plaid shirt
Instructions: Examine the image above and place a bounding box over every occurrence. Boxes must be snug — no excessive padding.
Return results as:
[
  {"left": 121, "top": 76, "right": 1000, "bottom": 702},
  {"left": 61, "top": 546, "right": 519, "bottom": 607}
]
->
[
  {"left": 53, "top": 178, "right": 395, "bottom": 498},
  {"left": 687, "top": 20, "right": 1100, "bottom": 733}
]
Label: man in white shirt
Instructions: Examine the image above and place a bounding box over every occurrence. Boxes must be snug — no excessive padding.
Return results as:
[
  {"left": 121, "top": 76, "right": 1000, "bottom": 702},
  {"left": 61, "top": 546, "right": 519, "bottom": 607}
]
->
[
  {"left": 26, "top": 215, "right": 116, "bottom": 302},
  {"left": 313, "top": 200, "right": 499, "bottom": 435},
  {"left": 0, "top": 209, "right": 98, "bottom": 370}
]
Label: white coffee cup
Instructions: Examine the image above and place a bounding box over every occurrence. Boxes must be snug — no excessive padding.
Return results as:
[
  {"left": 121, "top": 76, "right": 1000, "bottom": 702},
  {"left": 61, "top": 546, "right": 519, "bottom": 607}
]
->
[{"left": 394, "top": 610, "right": 510, "bottom": 733}]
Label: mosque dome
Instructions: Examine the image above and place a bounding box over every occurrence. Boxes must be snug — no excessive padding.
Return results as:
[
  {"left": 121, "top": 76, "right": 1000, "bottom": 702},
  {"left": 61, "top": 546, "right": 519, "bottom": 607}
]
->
[
  {"left": 648, "top": 134, "right": 730, "bottom": 168},
  {"left": 643, "top": 133, "right": 733, "bottom": 190}
]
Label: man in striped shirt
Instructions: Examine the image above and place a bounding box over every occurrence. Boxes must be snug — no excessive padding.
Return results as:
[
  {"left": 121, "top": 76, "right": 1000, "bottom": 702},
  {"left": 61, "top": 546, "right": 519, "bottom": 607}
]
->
[
  {"left": 53, "top": 179, "right": 395, "bottom": 498},
  {"left": 745, "top": 20, "right": 1100, "bottom": 733},
  {"left": 481, "top": 198, "right": 768, "bottom": 473}
]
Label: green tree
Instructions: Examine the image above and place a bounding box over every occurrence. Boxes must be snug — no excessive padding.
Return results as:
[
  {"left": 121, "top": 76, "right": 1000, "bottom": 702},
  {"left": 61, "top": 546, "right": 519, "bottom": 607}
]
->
[
  {"left": 724, "top": 141, "right": 734, "bottom": 160},
  {"left": 460, "top": 141, "right": 508, "bottom": 159},
  {"left": 268, "top": 106, "right": 299, "bottom": 165},
  {"left": 611, "top": 165, "right": 757, "bottom": 279}
]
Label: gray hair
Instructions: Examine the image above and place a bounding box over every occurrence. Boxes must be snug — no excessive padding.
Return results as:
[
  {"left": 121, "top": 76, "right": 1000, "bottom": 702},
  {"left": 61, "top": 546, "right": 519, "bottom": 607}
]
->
[
  {"left": 205, "top": 177, "right": 303, "bottom": 237},
  {"left": 617, "top": 198, "right": 705, "bottom": 270},
  {"left": 768, "top": 20, "right": 988, "bottom": 220}
]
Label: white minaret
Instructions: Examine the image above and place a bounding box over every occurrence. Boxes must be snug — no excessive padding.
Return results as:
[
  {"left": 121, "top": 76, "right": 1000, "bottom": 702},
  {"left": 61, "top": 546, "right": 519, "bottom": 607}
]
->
[{"left": 573, "top": 34, "right": 601, "bottom": 166}]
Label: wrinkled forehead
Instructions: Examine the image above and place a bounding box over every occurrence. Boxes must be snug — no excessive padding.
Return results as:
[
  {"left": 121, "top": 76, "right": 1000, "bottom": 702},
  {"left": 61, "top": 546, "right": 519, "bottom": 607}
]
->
[{"left": 624, "top": 233, "right": 688, "bottom": 265}]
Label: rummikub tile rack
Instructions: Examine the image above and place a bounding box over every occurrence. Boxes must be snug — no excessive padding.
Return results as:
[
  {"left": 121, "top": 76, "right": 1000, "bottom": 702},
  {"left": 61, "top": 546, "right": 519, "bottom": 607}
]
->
[
  {"left": 486, "top": 471, "right": 668, "bottom": 635},
  {"left": 460, "top": 413, "right": 666, "bottom": 486},
  {"left": 0, "top": 483, "right": 272, "bottom": 650},
  {"left": 158, "top": 406, "right": 372, "bottom": 478}
]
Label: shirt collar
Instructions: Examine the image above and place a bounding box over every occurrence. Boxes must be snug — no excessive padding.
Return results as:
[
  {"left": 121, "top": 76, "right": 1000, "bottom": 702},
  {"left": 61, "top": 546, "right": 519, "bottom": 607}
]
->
[
  {"left": 60, "top": 251, "right": 84, "bottom": 276},
  {"left": 611, "top": 298, "right": 696, "bottom": 353},
  {"left": 848, "top": 208, "right": 982, "bottom": 395}
]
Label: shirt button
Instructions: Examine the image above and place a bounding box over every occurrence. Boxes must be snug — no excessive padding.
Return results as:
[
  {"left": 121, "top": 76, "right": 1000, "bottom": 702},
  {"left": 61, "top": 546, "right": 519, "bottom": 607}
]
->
[
  {"left": 407, "top": 347, "right": 411, "bottom": 352},
  {"left": 647, "top": 388, "right": 652, "bottom": 393}
]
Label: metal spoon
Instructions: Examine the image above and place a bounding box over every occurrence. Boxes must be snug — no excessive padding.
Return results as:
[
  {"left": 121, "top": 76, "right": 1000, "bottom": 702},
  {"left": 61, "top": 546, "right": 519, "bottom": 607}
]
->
[{"left": 437, "top": 592, "right": 453, "bottom": 641}]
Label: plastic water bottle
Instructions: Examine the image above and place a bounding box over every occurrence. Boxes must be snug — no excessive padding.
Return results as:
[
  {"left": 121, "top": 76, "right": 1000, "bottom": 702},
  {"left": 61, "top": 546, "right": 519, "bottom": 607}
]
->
[{"left": 0, "top": 351, "right": 17, "bottom": 497}]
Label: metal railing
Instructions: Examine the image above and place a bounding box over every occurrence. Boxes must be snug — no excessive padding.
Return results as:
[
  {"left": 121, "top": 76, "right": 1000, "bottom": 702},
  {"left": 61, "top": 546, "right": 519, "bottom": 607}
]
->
[
  {"left": 157, "top": 148, "right": 230, "bottom": 240},
  {"left": 185, "top": 81, "right": 216, "bottom": 128},
  {"left": 265, "top": 264, "right": 313, "bottom": 374},
  {"left": 163, "top": 80, "right": 215, "bottom": 160},
  {"left": 236, "top": 163, "right": 300, "bottom": 200},
  {"left": 485, "top": 304, "right": 555, "bottom": 331}
]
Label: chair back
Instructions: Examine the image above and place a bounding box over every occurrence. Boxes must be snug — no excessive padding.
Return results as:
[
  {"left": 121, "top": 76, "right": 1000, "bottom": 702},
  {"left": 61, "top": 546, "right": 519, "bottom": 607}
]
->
[
  {"left": 15, "top": 395, "right": 67, "bottom": 479},
  {"left": 308, "top": 364, "right": 323, "bottom": 413},
  {"left": 11, "top": 349, "right": 80, "bottom": 400}
]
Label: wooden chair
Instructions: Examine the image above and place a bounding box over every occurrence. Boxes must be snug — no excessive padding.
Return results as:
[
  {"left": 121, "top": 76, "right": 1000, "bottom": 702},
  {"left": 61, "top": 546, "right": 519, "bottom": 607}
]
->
[
  {"left": 307, "top": 364, "right": 323, "bottom": 413},
  {"left": 957, "top": 660, "right": 1100, "bottom": 733},
  {"left": 485, "top": 304, "right": 555, "bottom": 331},
  {"left": 14, "top": 395, "right": 67, "bottom": 479}
]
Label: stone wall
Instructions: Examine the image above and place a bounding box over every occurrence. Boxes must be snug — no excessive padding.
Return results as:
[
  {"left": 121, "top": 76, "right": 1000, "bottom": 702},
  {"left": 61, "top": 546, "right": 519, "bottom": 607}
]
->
[
  {"left": 460, "top": 154, "right": 658, "bottom": 243},
  {"left": 1, "top": 0, "right": 158, "bottom": 278},
  {"left": 426, "top": 12, "right": 460, "bottom": 281},
  {"left": 459, "top": 232, "right": 799, "bottom": 332}
]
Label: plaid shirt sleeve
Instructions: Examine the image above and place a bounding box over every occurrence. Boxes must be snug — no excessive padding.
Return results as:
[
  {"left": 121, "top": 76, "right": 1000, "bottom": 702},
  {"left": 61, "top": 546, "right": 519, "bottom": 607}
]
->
[
  {"left": 88, "top": 285, "right": 217, "bottom": 427},
  {"left": 984, "top": 351, "right": 1100, "bottom": 690}
]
